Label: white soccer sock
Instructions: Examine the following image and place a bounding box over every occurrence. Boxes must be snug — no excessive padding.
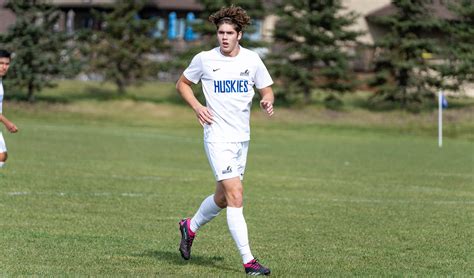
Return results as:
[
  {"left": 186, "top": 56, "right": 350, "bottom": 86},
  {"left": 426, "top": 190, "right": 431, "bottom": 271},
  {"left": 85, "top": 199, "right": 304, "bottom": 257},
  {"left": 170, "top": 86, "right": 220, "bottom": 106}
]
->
[
  {"left": 227, "top": 206, "right": 254, "bottom": 264},
  {"left": 190, "top": 194, "right": 222, "bottom": 233},
  {"left": 0, "top": 162, "right": 4, "bottom": 168}
]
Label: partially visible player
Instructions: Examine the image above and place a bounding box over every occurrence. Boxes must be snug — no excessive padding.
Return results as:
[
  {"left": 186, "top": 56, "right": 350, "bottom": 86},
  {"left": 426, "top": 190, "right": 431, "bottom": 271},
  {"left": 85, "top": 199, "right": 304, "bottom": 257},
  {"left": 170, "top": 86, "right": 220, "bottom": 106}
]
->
[
  {"left": 176, "top": 5, "right": 274, "bottom": 276},
  {"left": 0, "top": 49, "right": 19, "bottom": 168}
]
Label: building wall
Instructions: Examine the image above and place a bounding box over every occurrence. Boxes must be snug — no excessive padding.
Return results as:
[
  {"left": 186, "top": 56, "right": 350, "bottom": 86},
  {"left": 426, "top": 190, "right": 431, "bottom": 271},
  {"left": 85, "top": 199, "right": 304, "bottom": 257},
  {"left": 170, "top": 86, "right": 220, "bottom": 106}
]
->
[
  {"left": 0, "top": 0, "right": 15, "bottom": 33},
  {"left": 261, "top": 15, "right": 277, "bottom": 42},
  {"left": 342, "top": 0, "right": 391, "bottom": 45}
]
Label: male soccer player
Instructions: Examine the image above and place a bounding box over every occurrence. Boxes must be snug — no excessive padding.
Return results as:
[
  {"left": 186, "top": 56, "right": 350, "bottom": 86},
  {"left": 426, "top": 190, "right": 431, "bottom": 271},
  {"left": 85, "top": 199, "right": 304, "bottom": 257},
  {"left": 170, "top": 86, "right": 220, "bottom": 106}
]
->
[
  {"left": 0, "top": 49, "right": 18, "bottom": 168},
  {"left": 176, "top": 6, "right": 274, "bottom": 276}
]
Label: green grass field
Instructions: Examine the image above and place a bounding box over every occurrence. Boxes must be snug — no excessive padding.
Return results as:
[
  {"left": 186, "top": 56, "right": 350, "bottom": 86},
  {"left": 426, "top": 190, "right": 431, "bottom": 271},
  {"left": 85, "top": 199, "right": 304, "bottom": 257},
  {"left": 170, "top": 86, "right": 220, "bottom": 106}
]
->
[{"left": 1, "top": 82, "right": 473, "bottom": 276}]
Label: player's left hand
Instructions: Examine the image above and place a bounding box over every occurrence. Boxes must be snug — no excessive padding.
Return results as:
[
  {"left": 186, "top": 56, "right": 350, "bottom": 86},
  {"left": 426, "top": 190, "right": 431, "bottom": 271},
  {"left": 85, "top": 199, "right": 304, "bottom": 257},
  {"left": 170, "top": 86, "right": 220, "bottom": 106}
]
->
[{"left": 260, "top": 100, "right": 274, "bottom": 117}]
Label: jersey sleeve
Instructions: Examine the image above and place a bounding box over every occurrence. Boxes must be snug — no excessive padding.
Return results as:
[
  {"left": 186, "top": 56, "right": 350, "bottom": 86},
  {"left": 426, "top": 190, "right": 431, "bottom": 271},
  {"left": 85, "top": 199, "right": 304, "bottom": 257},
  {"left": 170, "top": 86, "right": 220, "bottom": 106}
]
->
[
  {"left": 254, "top": 56, "right": 273, "bottom": 89},
  {"left": 183, "top": 52, "right": 203, "bottom": 84}
]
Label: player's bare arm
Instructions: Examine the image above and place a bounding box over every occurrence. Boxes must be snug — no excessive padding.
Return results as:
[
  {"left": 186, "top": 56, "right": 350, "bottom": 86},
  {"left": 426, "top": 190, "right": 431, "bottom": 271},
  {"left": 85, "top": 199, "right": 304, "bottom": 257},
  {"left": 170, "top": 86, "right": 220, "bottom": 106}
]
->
[
  {"left": 258, "top": 86, "right": 275, "bottom": 117},
  {"left": 176, "top": 74, "right": 213, "bottom": 126},
  {"left": 0, "top": 114, "right": 18, "bottom": 133}
]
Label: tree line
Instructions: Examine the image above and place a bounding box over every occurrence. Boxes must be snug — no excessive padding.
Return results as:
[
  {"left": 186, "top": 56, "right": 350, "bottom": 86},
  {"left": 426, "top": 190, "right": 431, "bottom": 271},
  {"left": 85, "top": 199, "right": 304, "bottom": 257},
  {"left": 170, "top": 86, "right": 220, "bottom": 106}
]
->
[{"left": 0, "top": 0, "right": 472, "bottom": 111}]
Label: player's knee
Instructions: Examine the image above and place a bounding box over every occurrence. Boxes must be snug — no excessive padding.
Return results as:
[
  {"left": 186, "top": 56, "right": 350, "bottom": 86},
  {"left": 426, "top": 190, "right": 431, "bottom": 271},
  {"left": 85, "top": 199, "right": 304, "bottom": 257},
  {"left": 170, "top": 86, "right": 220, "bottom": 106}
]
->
[
  {"left": 226, "top": 191, "right": 243, "bottom": 207},
  {"left": 229, "top": 186, "right": 243, "bottom": 198},
  {"left": 0, "top": 152, "right": 7, "bottom": 162},
  {"left": 0, "top": 153, "right": 6, "bottom": 168},
  {"left": 229, "top": 190, "right": 242, "bottom": 200}
]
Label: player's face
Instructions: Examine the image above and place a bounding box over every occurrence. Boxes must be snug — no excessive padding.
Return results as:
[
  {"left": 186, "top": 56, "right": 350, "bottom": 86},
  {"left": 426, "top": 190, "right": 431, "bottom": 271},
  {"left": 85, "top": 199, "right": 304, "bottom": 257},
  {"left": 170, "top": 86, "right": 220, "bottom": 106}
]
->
[
  {"left": 0, "top": 57, "right": 10, "bottom": 77},
  {"left": 217, "top": 23, "right": 242, "bottom": 57}
]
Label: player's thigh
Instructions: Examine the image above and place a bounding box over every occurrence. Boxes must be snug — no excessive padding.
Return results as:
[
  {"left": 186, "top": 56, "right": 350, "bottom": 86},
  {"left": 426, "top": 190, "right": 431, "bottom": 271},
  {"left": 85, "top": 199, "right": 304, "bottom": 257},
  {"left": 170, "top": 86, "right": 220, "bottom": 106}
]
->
[{"left": 218, "top": 177, "right": 243, "bottom": 193}]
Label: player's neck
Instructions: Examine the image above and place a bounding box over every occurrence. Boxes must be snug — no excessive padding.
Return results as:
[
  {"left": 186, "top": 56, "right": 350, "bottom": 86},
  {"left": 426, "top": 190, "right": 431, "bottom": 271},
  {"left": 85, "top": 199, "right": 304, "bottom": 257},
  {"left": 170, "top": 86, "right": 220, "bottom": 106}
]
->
[{"left": 220, "top": 45, "right": 240, "bottom": 57}]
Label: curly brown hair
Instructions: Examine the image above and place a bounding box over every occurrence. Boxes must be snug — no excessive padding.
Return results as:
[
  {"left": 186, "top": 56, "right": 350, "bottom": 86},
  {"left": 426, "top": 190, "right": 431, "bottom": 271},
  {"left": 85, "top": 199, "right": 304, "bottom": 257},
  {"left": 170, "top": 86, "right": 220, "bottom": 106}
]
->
[{"left": 208, "top": 5, "right": 251, "bottom": 33}]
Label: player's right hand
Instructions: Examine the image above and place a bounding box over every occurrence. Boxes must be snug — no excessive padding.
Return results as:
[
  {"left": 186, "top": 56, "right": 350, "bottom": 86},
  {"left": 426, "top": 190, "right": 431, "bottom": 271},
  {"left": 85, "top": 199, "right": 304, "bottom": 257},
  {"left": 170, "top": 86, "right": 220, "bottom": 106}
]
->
[
  {"left": 195, "top": 106, "right": 213, "bottom": 126},
  {"left": 4, "top": 121, "right": 18, "bottom": 133}
]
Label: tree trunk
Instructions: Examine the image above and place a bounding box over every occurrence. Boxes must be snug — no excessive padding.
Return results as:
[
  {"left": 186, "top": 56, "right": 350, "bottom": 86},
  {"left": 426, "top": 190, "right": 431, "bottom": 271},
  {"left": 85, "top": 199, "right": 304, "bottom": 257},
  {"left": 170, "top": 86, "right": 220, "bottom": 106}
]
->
[
  {"left": 27, "top": 82, "right": 35, "bottom": 102},
  {"left": 398, "top": 68, "right": 409, "bottom": 107},
  {"left": 304, "top": 87, "right": 311, "bottom": 104},
  {"left": 116, "top": 79, "right": 126, "bottom": 95}
]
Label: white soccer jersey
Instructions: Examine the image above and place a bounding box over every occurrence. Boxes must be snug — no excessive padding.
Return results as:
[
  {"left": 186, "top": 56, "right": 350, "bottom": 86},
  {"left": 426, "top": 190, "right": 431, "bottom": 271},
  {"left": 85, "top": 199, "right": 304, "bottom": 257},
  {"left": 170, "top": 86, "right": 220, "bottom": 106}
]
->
[
  {"left": 183, "top": 46, "right": 273, "bottom": 142},
  {"left": 0, "top": 79, "right": 4, "bottom": 114}
]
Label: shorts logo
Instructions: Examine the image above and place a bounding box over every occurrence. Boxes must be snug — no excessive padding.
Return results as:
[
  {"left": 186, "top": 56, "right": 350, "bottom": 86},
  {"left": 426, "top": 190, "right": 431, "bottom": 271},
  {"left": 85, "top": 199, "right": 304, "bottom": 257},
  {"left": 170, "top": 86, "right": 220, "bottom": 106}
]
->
[
  {"left": 240, "top": 69, "right": 249, "bottom": 76},
  {"left": 222, "top": 166, "right": 232, "bottom": 174}
]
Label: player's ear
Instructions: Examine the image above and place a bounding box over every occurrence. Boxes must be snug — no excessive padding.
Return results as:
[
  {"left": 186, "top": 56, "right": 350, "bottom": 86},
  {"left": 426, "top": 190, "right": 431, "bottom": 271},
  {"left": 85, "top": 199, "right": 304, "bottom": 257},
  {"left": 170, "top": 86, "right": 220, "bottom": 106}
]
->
[{"left": 237, "top": 31, "right": 242, "bottom": 41}]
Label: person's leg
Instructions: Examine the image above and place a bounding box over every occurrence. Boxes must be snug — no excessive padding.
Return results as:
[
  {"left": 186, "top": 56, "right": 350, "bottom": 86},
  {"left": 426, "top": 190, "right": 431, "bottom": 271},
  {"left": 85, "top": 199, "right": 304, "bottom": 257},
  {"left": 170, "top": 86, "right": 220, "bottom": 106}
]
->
[
  {"left": 0, "top": 134, "right": 7, "bottom": 168},
  {"left": 222, "top": 142, "right": 270, "bottom": 275},
  {"left": 189, "top": 189, "right": 225, "bottom": 233},
  {"left": 180, "top": 142, "right": 230, "bottom": 260},
  {"left": 179, "top": 183, "right": 226, "bottom": 260},
  {"left": 220, "top": 177, "right": 254, "bottom": 264},
  {"left": 0, "top": 152, "right": 6, "bottom": 168},
  {"left": 187, "top": 141, "right": 235, "bottom": 232}
]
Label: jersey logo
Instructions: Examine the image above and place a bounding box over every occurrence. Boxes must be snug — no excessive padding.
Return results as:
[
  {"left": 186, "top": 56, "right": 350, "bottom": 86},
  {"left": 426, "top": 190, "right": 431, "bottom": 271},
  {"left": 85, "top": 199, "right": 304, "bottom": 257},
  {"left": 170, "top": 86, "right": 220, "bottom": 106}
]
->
[
  {"left": 213, "top": 68, "right": 221, "bottom": 72},
  {"left": 214, "top": 80, "right": 249, "bottom": 93},
  {"left": 240, "top": 69, "right": 250, "bottom": 76}
]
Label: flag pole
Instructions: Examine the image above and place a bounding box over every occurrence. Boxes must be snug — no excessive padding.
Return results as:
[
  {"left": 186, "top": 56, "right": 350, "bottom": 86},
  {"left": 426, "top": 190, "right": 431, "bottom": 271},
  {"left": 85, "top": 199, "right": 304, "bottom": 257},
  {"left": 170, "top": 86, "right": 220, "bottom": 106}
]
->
[{"left": 438, "top": 90, "right": 443, "bottom": 148}]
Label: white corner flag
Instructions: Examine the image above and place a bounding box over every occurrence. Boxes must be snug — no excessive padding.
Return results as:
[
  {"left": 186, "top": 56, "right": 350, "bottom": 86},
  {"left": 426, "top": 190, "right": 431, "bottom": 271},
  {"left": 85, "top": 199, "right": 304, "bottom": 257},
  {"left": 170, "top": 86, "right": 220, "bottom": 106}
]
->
[{"left": 438, "top": 91, "right": 448, "bottom": 148}]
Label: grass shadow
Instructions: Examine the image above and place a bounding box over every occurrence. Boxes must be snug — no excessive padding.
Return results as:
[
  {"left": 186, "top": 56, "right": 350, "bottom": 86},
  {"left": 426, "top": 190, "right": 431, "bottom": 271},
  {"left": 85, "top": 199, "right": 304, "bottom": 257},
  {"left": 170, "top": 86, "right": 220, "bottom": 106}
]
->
[
  {"left": 10, "top": 84, "right": 185, "bottom": 105},
  {"left": 5, "top": 86, "right": 123, "bottom": 104},
  {"left": 137, "top": 249, "right": 240, "bottom": 273},
  {"left": 127, "top": 94, "right": 182, "bottom": 105}
]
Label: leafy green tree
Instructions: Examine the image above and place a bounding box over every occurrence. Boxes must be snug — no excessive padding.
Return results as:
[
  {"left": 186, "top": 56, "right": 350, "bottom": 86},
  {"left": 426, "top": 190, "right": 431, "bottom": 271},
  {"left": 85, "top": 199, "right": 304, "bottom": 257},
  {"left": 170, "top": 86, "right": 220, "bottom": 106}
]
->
[
  {"left": 83, "top": 0, "right": 167, "bottom": 94},
  {"left": 439, "top": 0, "right": 474, "bottom": 89},
  {"left": 0, "top": 0, "right": 78, "bottom": 101},
  {"left": 368, "top": 0, "right": 443, "bottom": 110},
  {"left": 270, "top": 0, "right": 361, "bottom": 105}
]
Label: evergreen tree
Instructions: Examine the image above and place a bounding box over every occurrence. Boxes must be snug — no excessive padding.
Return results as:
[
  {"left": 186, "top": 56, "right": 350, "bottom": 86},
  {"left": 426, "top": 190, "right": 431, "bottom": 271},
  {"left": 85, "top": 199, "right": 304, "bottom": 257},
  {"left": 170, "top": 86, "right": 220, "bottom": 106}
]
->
[
  {"left": 368, "top": 0, "right": 443, "bottom": 110},
  {"left": 270, "top": 0, "right": 361, "bottom": 105},
  {"left": 439, "top": 0, "right": 474, "bottom": 89},
  {"left": 0, "top": 0, "right": 78, "bottom": 102},
  {"left": 84, "top": 0, "right": 167, "bottom": 94}
]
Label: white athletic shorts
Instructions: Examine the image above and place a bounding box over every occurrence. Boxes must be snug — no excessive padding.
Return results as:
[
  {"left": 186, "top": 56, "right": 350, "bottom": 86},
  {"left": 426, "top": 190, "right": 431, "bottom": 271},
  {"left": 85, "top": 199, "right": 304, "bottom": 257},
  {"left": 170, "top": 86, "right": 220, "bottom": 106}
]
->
[
  {"left": 204, "top": 141, "right": 249, "bottom": 181},
  {"left": 0, "top": 132, "right": 6, "bottom": 152}
]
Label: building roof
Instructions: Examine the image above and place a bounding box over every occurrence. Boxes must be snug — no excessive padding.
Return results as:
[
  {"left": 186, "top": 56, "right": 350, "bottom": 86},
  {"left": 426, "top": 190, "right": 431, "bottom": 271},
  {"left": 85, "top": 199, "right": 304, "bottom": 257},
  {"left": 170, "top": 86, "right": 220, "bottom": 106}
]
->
[
  {"left": 0, "top": 0, "right": 204, "bottom": 34},
  {"left": 149, "top": 0, "right": 202, "bottom": 11},
  {"left": 44, "top": 0, "right": 203, "bottom": 10}
]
